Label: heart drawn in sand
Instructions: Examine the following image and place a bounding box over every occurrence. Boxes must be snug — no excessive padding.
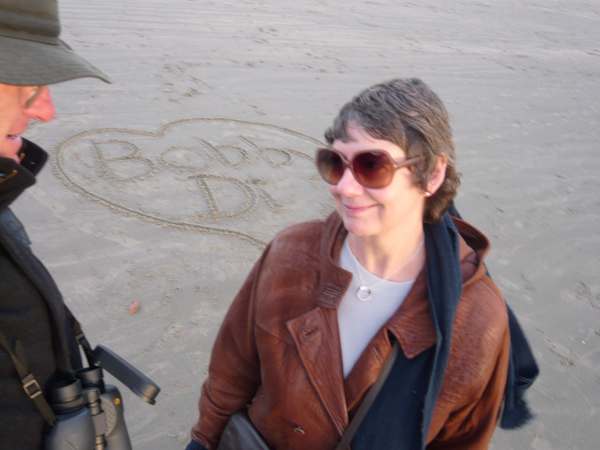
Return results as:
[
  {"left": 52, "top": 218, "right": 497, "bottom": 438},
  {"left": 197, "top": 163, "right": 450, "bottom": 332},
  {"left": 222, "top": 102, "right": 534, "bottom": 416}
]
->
[{"left": 55, "top": 118, "right": 332, "bottom": 247}]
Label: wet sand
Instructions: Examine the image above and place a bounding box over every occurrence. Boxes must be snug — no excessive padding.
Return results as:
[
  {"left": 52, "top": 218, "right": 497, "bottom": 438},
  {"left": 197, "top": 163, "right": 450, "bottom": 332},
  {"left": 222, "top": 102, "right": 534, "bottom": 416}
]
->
[{"left": 14, "top": 0, "right": 600, "bottom": 448}]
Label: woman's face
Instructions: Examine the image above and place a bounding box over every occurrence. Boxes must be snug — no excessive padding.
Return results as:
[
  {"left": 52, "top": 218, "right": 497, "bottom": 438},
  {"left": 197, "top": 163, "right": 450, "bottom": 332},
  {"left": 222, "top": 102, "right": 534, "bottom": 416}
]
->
[
  {"left": 0, "top": 84, "right": 55, "bottom": 163},
  {"left": 328, "top": 125, "right": 427, "bottom": 240}
]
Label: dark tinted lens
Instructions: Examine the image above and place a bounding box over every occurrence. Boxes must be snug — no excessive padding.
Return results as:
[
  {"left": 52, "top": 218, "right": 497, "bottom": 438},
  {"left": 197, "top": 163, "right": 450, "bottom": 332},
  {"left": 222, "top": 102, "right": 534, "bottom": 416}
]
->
[
  {"left": 353, "top": 152, "right": 394, "bottom": 188},
  {"left": 316, "top": 149, "right": 344, "bottom": 184}
]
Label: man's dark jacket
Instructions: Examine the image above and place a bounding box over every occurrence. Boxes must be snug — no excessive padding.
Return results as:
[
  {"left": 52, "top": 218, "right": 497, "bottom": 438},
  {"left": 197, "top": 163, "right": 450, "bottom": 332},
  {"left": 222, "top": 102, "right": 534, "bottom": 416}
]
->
[{"left": 0, "top": 140, "right": 81, "bottom": 450}]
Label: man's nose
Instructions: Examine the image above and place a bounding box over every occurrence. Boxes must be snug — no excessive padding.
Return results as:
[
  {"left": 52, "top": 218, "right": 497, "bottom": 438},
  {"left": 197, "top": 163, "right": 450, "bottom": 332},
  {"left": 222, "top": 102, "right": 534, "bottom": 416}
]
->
[{"left": 25, "top": 87, "right": 56, "bottom": 122}]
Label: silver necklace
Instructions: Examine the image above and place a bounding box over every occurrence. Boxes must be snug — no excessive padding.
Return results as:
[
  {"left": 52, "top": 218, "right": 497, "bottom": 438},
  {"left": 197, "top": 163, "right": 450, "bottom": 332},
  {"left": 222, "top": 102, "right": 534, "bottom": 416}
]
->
[{"left": 349, "top": 238, "right": 424, "bottom": 302}]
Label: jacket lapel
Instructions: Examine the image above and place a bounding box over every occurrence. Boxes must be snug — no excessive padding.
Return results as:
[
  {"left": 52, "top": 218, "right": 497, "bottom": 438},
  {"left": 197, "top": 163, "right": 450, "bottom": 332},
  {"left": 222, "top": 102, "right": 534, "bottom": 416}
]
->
[
  {"left": 286, "top": 306, "right": 348, "bottom": 435},
  {"left": 284, "top": 213, "right": 355, "bottom": 435}
]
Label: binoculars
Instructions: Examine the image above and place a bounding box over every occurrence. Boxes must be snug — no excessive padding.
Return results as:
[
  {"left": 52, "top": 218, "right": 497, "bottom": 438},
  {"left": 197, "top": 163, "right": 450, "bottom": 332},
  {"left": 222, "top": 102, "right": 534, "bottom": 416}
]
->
[{"left": 44, "top": 344, "right": 160, "bottom": 450}]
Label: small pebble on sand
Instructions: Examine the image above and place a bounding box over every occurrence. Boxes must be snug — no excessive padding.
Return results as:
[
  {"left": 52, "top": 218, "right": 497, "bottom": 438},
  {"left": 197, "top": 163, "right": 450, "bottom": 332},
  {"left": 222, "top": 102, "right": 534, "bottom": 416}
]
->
[{"left": 129, "top": 300, "right": 141, "bottom": 315}]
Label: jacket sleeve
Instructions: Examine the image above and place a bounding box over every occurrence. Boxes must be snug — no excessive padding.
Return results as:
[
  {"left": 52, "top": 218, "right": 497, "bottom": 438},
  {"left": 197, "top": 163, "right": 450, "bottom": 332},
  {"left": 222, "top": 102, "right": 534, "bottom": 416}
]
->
[
  {"left": 427, "top": 324, "right": 511, "bottom": 450},
  {"left": 190, "top": 245, "right": 270, "bottom": 449}
]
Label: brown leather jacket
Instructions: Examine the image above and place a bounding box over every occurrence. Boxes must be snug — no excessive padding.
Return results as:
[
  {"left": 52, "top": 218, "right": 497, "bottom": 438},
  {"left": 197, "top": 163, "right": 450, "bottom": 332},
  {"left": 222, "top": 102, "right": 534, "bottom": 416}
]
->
[{"left": 191, "top": 213, "right": 510, "bottom": 450}]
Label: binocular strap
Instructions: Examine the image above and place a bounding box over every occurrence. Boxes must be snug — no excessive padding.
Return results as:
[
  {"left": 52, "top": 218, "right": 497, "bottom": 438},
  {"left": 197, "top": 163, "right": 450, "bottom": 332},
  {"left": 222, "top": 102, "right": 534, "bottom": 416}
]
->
[{"left": 0, "top": 329, "right": 56, "bottom": 426}]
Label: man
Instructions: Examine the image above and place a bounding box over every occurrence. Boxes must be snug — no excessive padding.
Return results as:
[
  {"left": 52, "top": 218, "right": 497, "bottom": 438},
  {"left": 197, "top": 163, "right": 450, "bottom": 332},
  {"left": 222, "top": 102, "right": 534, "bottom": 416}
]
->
[{"left": 0, "top": 1, "right": 110, "bottom": 448}]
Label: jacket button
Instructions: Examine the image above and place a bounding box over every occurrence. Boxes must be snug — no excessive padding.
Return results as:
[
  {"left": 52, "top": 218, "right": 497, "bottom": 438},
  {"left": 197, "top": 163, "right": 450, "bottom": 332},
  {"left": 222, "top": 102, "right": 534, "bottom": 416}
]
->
[
  {"left": 302, "top": 327, "right": 317, "bottom": 337},
  {"left": 293, "top": 425, "right": 305, "bottom": 435}
]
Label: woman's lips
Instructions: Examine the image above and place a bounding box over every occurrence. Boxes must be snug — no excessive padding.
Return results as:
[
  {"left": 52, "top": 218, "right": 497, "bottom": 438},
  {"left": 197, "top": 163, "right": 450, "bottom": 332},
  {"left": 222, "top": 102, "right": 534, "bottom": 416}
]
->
[{"left": 342, "top": 204, "right": 376, "bottom": 215}]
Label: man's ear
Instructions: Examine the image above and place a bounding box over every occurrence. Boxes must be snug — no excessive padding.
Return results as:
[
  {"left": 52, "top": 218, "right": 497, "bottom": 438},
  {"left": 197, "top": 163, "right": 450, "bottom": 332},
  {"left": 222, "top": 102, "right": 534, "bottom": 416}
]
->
[{"left": 426, "top": 154, "right": 448, "bottom": 195}]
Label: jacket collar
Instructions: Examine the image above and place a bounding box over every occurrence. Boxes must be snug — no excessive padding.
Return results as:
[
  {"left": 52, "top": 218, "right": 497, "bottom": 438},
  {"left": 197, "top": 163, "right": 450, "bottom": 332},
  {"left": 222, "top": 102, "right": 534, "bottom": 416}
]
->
[
  {"left": 315, "top": 213, "right": 352, "bottom": 309},
  {"left": 317, "top": 213, "right": 490, "bottom": 358},
  {"left": 317, "top": 212, "right": 488, "bottom": 286},
  {"left": 0, "top": 139, "right": 48, "bottom": 211},
  {"left": 314, "top": 212, "right": 491, "bottom": 359}
]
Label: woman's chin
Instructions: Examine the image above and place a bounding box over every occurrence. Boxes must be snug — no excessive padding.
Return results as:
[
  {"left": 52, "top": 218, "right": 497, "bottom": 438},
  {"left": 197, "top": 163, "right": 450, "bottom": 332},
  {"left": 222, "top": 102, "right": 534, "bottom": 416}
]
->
[{"left": 342, "top": 216, "right": 377, "bottom": 238}]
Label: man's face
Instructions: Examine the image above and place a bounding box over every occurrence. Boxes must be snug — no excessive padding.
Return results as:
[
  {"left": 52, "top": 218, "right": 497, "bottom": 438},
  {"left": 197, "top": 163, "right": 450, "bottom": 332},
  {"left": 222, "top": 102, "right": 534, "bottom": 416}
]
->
[{"left": 0, "top": 84, "right": 55, "bottom": 163}]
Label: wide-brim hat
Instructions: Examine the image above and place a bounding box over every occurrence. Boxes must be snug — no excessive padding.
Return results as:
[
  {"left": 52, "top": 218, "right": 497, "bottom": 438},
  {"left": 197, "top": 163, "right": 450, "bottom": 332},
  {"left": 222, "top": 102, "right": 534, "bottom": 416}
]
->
[{"left": 0, "top": 0, "right": 110, "bottom": 85}]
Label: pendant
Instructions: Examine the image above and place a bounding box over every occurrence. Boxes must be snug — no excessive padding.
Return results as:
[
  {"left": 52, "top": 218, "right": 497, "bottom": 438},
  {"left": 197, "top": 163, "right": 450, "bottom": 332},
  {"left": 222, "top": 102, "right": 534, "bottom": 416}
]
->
[{"left": 356, "top": 285, "right": 373, "bottom": 301}]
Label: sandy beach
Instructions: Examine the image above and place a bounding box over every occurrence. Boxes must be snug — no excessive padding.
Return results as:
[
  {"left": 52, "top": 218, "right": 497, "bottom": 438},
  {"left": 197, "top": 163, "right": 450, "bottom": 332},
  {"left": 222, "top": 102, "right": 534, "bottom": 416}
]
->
[{"left": 13, "top": 0, "right": 600, "bottom": 448}]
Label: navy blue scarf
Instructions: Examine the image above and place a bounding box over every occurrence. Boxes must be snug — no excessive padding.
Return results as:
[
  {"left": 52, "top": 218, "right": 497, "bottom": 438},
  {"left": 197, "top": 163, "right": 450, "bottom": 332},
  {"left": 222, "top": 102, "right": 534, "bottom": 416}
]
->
[{"left": 352, "top": 212, "right": 539, "bottom": 449}]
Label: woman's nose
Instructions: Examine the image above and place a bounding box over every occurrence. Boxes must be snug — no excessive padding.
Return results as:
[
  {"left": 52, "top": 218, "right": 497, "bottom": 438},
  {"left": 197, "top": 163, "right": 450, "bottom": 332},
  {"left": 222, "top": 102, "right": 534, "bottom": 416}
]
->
[
  {"left": 25, "top": 87, "right": 56, "bottom": 122},
  {"left": 333, "top": 167, "right": 363, "bottom": 196}
]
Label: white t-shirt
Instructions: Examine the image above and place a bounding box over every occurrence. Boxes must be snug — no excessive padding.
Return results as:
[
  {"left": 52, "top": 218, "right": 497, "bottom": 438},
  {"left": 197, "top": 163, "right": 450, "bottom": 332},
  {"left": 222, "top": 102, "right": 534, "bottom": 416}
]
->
[{"left": 338, "top": 238, "right": 415, "bottom": 378}]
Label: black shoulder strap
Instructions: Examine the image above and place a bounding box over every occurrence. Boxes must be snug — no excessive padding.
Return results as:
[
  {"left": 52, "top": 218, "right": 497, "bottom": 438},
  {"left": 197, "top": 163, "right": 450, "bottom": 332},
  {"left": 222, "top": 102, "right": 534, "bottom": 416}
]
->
[
  {"left": 335, "top": 342, "right": 400, "bottom": 450},
  {"left": 64, "top": 305, "right": 95, "bottom": 367},
  {"left": 0, "top": 329, "right": 56, "bottom": 426}
]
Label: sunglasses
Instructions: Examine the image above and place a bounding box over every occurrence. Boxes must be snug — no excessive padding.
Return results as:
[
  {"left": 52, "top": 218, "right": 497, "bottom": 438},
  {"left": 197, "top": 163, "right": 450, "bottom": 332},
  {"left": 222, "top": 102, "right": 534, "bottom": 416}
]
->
[{"left": 315, "top": 148, "right": 421, "bottom": 189}]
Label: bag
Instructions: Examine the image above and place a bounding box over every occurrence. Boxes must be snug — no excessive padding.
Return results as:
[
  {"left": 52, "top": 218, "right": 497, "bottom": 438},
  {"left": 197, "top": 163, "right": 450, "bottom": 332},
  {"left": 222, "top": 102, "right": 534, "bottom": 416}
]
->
[
  {"left": 217, "top": 411, "right": 270, "bottom": 450},
  {"left": 217, "top": 343, "right": 399, "bottom": 450}
]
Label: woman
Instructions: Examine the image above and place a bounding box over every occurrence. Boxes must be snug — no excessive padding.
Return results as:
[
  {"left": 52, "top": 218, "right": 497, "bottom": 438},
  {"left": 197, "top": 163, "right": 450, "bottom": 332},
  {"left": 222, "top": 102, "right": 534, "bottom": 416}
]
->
[{"left": 187, "top": 78, "right": 533, "bottom": 450}]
